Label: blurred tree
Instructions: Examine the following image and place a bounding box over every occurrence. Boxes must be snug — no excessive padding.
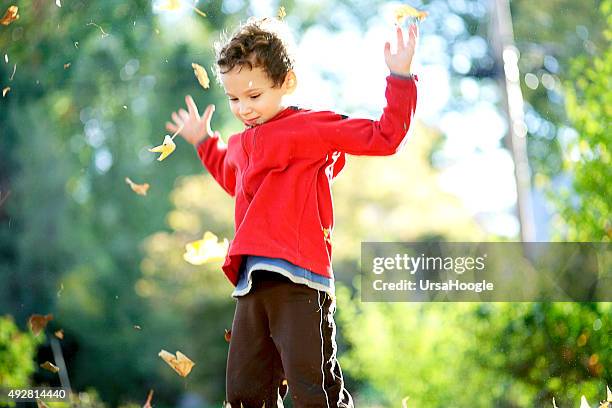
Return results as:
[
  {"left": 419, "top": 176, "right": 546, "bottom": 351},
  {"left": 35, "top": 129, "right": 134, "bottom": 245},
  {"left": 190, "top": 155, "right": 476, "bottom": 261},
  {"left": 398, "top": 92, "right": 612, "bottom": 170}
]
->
[
  {"left": 552, "top": 0, "right": 611, "bottom": 241},
  {"left": 0, "top": 315, "right": 41, "bottom": 388}
]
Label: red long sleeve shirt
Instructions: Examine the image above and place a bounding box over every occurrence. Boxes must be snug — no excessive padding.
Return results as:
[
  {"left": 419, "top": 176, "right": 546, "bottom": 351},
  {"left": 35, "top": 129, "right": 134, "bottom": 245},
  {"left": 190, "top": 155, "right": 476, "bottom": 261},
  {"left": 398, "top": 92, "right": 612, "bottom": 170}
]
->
[{"left": 196, "top": 75, "right": 418, "bottom": 286}]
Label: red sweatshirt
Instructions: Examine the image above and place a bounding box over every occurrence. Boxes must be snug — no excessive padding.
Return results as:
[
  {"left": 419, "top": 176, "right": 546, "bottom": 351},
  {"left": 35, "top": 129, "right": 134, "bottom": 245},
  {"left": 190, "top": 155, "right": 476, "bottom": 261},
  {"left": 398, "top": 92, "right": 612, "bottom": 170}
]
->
[{"left": 197, "top": 75, "right": 417, "bottom": 286}]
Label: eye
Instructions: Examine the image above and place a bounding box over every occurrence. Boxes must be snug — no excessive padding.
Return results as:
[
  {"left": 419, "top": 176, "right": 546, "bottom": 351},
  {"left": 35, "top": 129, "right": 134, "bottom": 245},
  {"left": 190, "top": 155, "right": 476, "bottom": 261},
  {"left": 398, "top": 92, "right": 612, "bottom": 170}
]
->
[{"left": 250, "top": 94, "right": 261, "bottom": 99}]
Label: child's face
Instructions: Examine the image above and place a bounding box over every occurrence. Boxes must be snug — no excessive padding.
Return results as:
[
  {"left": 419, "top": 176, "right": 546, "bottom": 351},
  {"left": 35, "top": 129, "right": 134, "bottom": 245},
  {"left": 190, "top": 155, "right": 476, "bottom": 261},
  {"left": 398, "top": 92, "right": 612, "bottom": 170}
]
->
[{"left": 221, "top": 65, "right": 293, "bottom": 127}]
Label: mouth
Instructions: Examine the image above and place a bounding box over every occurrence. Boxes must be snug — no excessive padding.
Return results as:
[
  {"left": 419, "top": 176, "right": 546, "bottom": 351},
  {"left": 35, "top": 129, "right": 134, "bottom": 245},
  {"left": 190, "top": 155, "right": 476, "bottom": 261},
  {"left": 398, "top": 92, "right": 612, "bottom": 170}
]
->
[{"left": 243, "top": 117, "right": 260, "bottom": 126}]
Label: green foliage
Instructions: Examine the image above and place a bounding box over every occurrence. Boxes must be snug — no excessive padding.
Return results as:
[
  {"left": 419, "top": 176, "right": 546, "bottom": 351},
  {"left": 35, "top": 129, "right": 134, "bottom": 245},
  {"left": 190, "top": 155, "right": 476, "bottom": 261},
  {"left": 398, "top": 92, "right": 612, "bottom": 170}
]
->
[
  {"left": 554, "top": 0, "right": 611, "bottom": 241},
  {"left": 0, "top": 315, "right": 41, "bottom": 387}
]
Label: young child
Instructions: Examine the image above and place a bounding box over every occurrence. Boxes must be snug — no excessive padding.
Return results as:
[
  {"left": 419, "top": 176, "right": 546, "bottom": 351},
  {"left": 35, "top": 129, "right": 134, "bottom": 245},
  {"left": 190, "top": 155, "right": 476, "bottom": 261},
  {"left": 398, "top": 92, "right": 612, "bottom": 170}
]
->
[{"left": 166, "top": 17, "right": 418, "bottom": 408}]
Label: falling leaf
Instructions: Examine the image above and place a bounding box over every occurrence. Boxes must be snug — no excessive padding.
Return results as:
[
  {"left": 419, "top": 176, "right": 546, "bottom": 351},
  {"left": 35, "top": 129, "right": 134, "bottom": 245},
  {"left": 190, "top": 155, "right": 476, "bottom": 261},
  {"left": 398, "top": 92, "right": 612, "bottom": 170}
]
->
[
  {"left": 282, "top": 379, "right": 288, "bottom": 386},
  {"left": 277, "top": 6, "right": 286, "bottom": 20},
  {"left": 2, "top": 87, "right": 9, "bottom": 97},
  {"left": 40, "top": 361, "right": 60, "bottom": 373},
  {"left": 148, "top": 135, "right": 176, "bottom": 161},
  {"left": 158, "top": 0, "right": 181, "bottom": 11},
  {"left": 394, "top": 4, "right": 428, "bottom": 24},
  {"left": 143, "top": 389, "right": 154, "bottom": 408},
  {"left": 581, "top": 396, "right": 591, "bottom": 408},
  {"left": 37, "top": 400, "right": 50, "bottom": 408},
  {"left": 4, "top": 54, "right": 7, "bottom": 63},
  {"left": 64, "top": 62, "right": 71, "bottom": 69},
  {"left": 0, "top": 6, "right": 19, "bottom": 26},
  {"left": 158, "top": 350, "right": 195, "bottom": 377},
  {"left": 191, "top": 63, "right": 210, "bottom": 89},
  {"left": 74, "top": 41, "right": 79, "bottom": 48},
  {"left": 224, "top": 329, "right": 231, "bottom": 343},
  {"left": 552, "top": 397, "right": 559, "bottom": 408},
  {"left": 183, "top": 231, "right": 229, "bottom": 265},
  {"left": 401, "top": 396, "right": 409, "bottom": 408},
  {"left": 125, "top": 177, "right": 150, "bottom": 196},
  {"left": 600, "top": 386, "right": 612, "bottom": 408},
  {"left": 55, "top": 0, "right": 62, "bottom": 7},
  {"left": 123, "top": 105, "right": 128, "bottom": 109},
  {"left": 134, "top": 324, "right": 142, "bottom": 330},
  {"left": 54, "top": 329, "right": 64, "bottom": 340},
  {"left": 29, "top": 314, "right": 54, "bottom": 336}
]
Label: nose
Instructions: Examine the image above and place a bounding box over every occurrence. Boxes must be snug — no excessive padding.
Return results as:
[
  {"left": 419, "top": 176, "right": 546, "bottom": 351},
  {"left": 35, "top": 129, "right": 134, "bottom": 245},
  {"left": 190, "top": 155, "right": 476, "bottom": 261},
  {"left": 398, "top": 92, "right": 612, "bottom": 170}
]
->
[{"left": 239, "top": 101, "right": 253, "bottom": 116}]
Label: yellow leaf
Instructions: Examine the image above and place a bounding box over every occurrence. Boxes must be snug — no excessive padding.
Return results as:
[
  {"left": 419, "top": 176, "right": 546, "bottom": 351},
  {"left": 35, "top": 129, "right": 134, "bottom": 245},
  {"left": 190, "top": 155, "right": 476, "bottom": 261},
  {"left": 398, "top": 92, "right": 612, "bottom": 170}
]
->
[
  {"left": 192, "top": 63, "right": 210, "bottom": 89},
  {"left": 394, "top": 4, "right": 428, "bottom": 24},
  {"left": 183, "top": 231, "right": 229, "bottom": 265},
  {"left": 2, "top": 87, "right": 9, "bottom": 97},
  {"left": 40, "top": 361, "right": 60, "bottom": 373},
  {"left": 125, "top": 177, "right": 150, "bottom": 196},
  {"left": 158, "top": 0, "right": 182, "bottom": 11},
  {"left": 29, "top": 314, "right": 54, "bottom": 336},
  {"left": 149, "top": 135, "right": 176, "bottom": 161},
  {"left": 0, "top": 5, "right": 19, "bottom": 26},
  {"left": 277, "top": 6, "right": 287, "bottom": 20},
  {"left": 158, "top": 349, "right": 195, "bottom": 377}
]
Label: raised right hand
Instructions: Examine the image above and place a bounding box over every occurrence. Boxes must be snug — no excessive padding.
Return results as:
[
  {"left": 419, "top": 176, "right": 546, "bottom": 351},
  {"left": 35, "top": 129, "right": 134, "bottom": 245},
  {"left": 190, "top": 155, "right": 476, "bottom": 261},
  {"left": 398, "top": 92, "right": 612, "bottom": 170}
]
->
[{"left": 166, "top": 95, "right": 217, "bottom": 146}]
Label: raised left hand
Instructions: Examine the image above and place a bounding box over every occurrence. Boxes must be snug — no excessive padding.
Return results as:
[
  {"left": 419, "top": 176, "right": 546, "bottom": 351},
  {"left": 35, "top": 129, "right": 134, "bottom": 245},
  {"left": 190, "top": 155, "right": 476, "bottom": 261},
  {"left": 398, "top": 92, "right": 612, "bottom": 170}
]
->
[{"left": 384, "top": 24, "right": 419, "bottom": 77}]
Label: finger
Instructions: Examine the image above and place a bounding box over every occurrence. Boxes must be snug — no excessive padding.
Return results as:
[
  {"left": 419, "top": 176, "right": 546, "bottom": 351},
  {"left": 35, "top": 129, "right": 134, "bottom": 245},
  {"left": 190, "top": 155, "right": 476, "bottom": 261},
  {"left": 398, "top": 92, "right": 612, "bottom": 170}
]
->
[
  {"left": 179, "top": 108, "right": 189, "bottom": 122},
  {"left": 166, "top": 122, "right": 178, "bottom": 133},
  {"left": 203, "top": 104, "right": 215, "bottom": 135},
  {"left": 408, "top": 24, "right": 418, "bottom": 47},
  {"left": 185, "top": 95, "right": 200, "bottom": 120},
  {"left": 384, "top": 41, "right": 391, "bottom": 60},
  {"left": 396, "top": 26, "right": 405, "bottom": 50},
  {"left": 171, "top": 112, "right": 183, "bottom": 126}
]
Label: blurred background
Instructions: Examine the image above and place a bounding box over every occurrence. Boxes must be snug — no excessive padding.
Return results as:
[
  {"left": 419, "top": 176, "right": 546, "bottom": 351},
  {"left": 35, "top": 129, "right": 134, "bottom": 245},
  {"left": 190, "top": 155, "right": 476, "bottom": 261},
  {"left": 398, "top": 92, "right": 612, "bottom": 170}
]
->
[{"left": 0, "top": 0, "right": 610, "bottom": 406}]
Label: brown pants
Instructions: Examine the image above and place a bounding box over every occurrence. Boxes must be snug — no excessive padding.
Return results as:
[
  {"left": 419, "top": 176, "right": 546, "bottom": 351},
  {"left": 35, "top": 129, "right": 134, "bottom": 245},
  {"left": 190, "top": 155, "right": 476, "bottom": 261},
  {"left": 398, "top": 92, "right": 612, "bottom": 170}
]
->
[{"left": 225, "top": 271, "right": 354, "bottom": 408}]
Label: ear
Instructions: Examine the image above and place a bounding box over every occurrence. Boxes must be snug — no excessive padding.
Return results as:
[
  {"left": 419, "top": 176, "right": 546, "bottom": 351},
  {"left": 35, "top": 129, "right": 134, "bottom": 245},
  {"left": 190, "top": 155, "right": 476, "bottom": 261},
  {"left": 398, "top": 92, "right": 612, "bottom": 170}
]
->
[{"left": 283, "top": 70, "right": 298, "bottom": 94}]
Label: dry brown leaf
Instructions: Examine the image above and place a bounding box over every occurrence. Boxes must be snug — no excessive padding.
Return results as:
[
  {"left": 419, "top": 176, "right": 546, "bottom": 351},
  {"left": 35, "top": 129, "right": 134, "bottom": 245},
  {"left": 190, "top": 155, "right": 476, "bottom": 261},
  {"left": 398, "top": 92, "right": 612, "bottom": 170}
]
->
[
  {"left": 2, "top": 87, "right": 9, "bottom": 97},
  {"left": 224, "top": 329, "right": 231, "bottom": 343},
  {"left": 40, "top": 361, "right": 60, "bottom": 373},
  {"left": 158, "top": 350, "right": 195, "bottom": 377},
  {"left": 29, "top": 314, "right": 54, "bottom": 336},
  {"left": 1, "top": 6, "right": 19, "bottom": 26},
  {"left": 125, "top": 177, "right": 150, "bottom": 196},
  {"left": 192, "top": 63, "right": 210, "bottom": 89},
  {"left": 54, "top": 329, "right": 64, "bottom": 340},
  {"left": 143, "top": 389, "right": 154, "bottom": 408},
  {"left": 37, "top": 400, "right": 50, "bottom": 408},
  {"left": 394, "top": 4, "right": 428, "bottom": 24}
]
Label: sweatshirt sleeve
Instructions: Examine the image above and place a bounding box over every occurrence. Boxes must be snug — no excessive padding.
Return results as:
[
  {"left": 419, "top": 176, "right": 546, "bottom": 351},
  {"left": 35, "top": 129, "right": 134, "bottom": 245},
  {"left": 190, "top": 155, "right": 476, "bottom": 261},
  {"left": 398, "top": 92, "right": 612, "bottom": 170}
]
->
[
  {"left": 315, "top": 75, "right": 417, "bottom": 156},
  {"left": 195, "top": 135, "right": 236, "bottom": 196}
]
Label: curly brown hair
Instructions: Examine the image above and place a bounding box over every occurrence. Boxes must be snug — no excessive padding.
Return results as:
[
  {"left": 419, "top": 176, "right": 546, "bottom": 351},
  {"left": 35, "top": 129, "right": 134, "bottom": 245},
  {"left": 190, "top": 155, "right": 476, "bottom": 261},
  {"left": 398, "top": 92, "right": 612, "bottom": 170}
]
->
[{"left": 215, "top": 17, "right": 295, "bottom": 88}]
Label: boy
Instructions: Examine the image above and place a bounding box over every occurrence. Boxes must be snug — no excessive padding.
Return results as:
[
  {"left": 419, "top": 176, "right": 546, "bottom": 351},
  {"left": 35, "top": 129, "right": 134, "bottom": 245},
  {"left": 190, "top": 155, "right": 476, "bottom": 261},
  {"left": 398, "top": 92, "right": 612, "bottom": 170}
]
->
[{"left": 166, "top": 17, "right": 418, "bottom": 408}]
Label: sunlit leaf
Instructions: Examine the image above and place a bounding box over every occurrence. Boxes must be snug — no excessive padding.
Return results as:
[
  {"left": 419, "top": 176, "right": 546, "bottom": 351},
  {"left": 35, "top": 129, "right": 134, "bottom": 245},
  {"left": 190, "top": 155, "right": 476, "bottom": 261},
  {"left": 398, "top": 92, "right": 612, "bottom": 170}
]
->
[
  {"left": 148, "top": 135, "right": 176, "bottom": 161},
  {"left": 29, "top": 314, "right": 54, "bottom": 336},
  {"left": 55, "top": 0, "right": 61, "bottom": 7},
  {"left": 183, "top": 231, "right": 229, "bottom": 265},
  {"left": 63, "top": 62, "right": 71, "bottom": 69},
  {"left": 277, "top": 6, "right": 286, "bottom": 20},
  {"left": 143, "top": 389, "right": 154, "bottom": 408},
  {"left": 224, "top": 329, "right": 231, "bottom": 343},
  {"left": 134, "top": 324, "right": 142, "bottom": 330},
  {"left": 158, "top": 0, "right": 181, "bottom": 11},
  {"left": 40, "top": 361, "right": 60, "bottom": 373},
  {"left": 2, "top": 87, "right": 9, "bottom": 97},
  {"left": 158, "top": 349, "right": 195, "bottom": 377},
  {"left": 192, "top": 63, "right": 210, "bottom": 89},
  {"left": 125, "top": 177, "right": 150, "bottom": 196},
  {"left": 0, "top": 6, "right": 19, "bottom": 26},
  {"left": 54, "top": 329, "right": 64, "bottom": 340},
  {"left": 394, "top": 4, "right": 428, "bottom": 24}
]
